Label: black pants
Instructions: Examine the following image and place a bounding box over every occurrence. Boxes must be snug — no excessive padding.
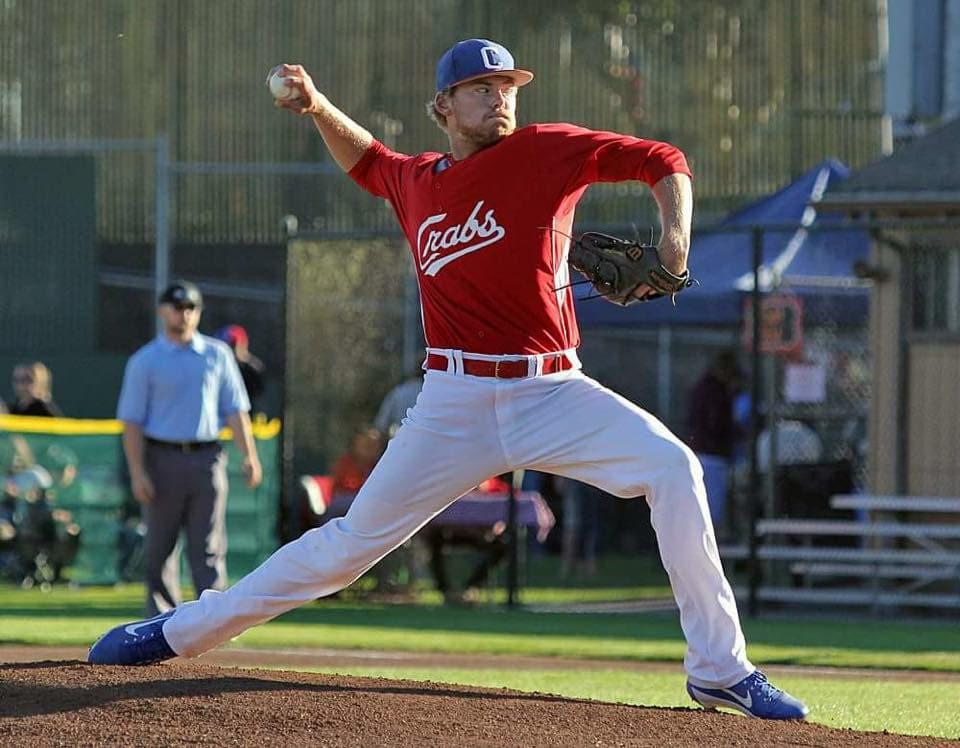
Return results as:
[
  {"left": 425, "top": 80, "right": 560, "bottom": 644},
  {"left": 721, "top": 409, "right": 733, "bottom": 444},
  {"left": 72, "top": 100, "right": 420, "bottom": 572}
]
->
[{"left": 424, "top": 525, "right": 507, "bottom": 594}]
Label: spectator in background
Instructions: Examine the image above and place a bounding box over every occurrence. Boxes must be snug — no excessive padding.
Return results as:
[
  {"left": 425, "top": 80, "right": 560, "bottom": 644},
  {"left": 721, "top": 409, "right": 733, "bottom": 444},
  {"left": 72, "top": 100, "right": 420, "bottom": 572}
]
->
[
  {"left": 373, "top": 370, "right": 424, "bottom": 439},
  {"left": 330, "top": 426, "right": 384, "bottom": 498},
  {"left": 1, "top": 464, "right": 80, "bottom": 585},
  {"left": 8, "top": 362, "right": 63, "bottom": 417},
  {"left": 756, "top": 419, "right": 823, "bottom": 474},
  {"left": 553, "top": 476, "right": 600, "bottom": 580},
  {"left": 0, "top": 398, "right": 36, "bottom": 477},
  {"left": 686, "top": 351, "right": 742, "bottom": 535},
  {"left": 216, "top": 325, "right": 267, "bottom": 413},
  {"left": 117, "top": 280, "right": 262, "bottom": 616},
  {"left": 37, "top": 443, "right": 79, "bottom": 490},
  {"left": 370, "top": 374, "right": 426, "bottom": 593},
  {"left": 327, "top": 426, "right": 398, "bottom": 594},
  {"left": 424, "top": 475, "right": 510, "bottom": 605}
]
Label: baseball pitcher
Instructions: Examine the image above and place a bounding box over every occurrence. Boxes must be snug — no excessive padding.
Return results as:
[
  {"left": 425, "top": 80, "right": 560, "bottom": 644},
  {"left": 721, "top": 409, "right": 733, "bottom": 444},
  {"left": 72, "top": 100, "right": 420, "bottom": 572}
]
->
[{"left": 89, "top": 38, "right": 807, "bottom": 720}]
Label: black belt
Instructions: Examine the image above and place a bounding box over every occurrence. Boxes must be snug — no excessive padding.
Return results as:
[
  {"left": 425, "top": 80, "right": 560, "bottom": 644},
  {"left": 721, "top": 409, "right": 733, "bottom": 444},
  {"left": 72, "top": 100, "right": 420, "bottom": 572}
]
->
[{"left": 146, "top": 437, "right": 220, "bottom": 453}]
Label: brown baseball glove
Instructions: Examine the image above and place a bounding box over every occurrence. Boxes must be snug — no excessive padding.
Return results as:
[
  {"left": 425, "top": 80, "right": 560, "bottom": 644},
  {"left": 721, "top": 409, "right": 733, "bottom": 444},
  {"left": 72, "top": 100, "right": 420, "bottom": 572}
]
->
[{"left": 568, "top": 231, "right": 694, "bottom": 306}]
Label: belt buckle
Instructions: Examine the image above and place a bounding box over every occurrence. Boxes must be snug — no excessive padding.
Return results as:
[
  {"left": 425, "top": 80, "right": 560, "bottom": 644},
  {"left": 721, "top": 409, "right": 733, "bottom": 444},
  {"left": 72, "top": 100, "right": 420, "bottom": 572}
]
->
[{"left": 494, "top": 359, "right": 526, "bottom": 378}]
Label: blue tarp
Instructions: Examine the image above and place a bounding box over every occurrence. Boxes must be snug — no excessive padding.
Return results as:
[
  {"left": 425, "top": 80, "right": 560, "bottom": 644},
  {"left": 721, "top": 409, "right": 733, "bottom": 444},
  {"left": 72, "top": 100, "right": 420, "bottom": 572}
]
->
[{"left": 574, "top": 159, "right": 870, "bottom": 327}]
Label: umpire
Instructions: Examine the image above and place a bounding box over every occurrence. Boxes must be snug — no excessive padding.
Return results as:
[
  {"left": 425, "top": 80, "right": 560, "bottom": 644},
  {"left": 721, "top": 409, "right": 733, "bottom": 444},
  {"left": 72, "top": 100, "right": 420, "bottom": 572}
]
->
[{"left": 117, "top": 280, "right": 262, "bottom": 615}]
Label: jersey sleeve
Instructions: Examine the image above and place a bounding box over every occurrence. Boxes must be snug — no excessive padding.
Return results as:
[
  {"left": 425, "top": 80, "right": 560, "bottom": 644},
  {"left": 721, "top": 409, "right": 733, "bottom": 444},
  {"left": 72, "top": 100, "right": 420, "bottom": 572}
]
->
[
  {"left": 348, "top": 139, "right": 413, "bottom": 201},
  {"left": 534, "top": 123, "right": 692, "bottom": 190}
]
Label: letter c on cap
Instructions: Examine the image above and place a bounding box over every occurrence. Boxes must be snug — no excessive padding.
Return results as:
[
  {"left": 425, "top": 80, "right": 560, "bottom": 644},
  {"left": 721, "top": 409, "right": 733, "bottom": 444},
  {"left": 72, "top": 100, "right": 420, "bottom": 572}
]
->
[{"left": 480, "top": 46, "right": 504, "bottom": 70}]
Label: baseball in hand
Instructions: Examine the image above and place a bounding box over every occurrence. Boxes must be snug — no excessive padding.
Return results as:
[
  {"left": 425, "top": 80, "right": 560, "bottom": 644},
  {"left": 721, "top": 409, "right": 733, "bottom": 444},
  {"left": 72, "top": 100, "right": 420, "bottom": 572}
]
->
[{"left": 268, "top": 71, "right": 299, "bottom": 101}]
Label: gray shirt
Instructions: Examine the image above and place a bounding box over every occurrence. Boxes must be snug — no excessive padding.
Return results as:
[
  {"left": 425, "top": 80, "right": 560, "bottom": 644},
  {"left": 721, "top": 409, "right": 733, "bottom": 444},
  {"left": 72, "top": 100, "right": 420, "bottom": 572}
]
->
[{"left": 373, "top": 377, "right": 424, "bottom": 436}]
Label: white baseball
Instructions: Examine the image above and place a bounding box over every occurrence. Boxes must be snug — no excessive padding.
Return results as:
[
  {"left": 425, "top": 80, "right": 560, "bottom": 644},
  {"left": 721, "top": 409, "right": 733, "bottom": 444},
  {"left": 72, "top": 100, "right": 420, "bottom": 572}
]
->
[{"left": 268, "top": 72, "right": 299, "bottom": 101}]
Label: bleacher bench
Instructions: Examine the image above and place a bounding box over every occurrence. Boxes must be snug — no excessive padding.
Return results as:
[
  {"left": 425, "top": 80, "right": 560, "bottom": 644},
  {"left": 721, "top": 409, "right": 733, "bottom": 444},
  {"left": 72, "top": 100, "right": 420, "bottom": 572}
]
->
[{"left": 718, "top": 494, "right": 960, "bottom": 610}]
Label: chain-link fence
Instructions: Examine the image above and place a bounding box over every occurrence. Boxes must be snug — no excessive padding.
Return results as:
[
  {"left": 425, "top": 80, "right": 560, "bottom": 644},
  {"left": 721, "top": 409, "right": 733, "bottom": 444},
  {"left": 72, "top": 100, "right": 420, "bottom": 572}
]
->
[
  {"left": 284, "top": 217, "right": 960, "bottom": 611},
  {"left": 1, "top": 0, "right": 892, "bottom": 420},
  {"left": 282, "top": 221, "right": 873, "bottom": 540},
  {"left": 1, "top": 0, "right": 889, "bottom": 226}
]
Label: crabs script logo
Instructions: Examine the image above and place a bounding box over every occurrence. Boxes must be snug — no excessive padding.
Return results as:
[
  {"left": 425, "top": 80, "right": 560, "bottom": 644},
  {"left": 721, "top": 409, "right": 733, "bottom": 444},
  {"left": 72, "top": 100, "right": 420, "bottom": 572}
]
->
[{"left": 416, "top": 200, "right": 506, "bottom": 276}]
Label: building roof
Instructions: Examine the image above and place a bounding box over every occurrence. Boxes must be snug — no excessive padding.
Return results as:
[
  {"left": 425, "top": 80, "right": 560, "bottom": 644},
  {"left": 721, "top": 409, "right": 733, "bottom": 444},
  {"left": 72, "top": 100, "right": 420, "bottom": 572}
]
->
[{"left": 822, "top": 117, "right": 960, "bottom": 210}]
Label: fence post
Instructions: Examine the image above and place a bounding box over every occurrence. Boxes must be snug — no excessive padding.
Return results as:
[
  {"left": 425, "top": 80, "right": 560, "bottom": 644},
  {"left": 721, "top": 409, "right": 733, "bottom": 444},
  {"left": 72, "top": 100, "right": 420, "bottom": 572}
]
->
[
  {"left": 657, "top": 325, "right": 672, "bottom": 421},
  {"left": 895, "top": 244, "right": 912, "bottom": 494},
  {"left": 154, "top": 135, "right": 171, "bottom": 332},
  {"left": 747, "top": 226, "right": 763, "bottom": 617},
  {"left": 506, "top": 469, "right": 523, "bottom": 609}
]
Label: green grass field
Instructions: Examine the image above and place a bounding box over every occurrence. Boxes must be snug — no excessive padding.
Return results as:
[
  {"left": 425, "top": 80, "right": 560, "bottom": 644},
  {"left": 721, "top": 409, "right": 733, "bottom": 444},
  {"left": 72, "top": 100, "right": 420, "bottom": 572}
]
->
[
  {"left": 1, "top": 581, "right": 959, "bottom": 737},
  {"left": 293, "top": 668, "right": 960, "bottom": 739}
]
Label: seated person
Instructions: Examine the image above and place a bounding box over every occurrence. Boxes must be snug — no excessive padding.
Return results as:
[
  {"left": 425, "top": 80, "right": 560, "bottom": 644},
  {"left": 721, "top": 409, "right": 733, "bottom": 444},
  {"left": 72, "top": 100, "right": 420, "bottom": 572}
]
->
[
  {"left": 730, "top": 417, "right": 825, "bottom": 537},
  {"left": 331, "top": 426, "right": 384, "bottom": 496},
  {"left": 8, "top": 362, "right": 64, "bottom": 418},
  {"left": 423, "top": 474, "right": 511, "bottom": 605},
  {"left": 1, "top": 465, "right": 80, "bottom": 585},
  {"left": 328, "top": 426, "right": 385, "bottom": 510},
  {"left": 757, "top": 419, "right": 823, "bottom": 473},
  {"left": 553, "top": 476, "right": 600, "bottom": 580},
  {"left": 373, "top": 371, "right": 424, "bottom": 440}
]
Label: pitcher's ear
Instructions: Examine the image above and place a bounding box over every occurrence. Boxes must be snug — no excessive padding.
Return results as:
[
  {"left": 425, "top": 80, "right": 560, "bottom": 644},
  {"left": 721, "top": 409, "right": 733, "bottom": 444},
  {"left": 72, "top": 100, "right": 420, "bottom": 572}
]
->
[{"left": 434, "top": 90, "right": 451, "bottom": 116}]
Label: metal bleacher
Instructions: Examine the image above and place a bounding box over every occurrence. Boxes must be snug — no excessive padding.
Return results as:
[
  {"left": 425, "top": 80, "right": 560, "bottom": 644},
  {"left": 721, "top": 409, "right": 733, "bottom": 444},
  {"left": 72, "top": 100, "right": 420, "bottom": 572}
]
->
[{"left": 721, "top": 495, "right": 960, "bottom": 611}]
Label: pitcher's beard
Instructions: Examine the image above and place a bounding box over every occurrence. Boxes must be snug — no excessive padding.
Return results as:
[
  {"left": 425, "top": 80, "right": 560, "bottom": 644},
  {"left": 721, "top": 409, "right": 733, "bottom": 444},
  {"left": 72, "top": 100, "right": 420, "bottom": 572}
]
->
[{"left": 461, "top": 119, "right": 514, "bottom": 150}]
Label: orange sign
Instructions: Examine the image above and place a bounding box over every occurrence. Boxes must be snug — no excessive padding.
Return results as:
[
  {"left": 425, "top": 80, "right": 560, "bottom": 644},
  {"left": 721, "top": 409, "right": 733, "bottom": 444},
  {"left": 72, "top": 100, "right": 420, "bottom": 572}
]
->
[{"left": 742, "top": 293, "right": 804, "bottom": 356}]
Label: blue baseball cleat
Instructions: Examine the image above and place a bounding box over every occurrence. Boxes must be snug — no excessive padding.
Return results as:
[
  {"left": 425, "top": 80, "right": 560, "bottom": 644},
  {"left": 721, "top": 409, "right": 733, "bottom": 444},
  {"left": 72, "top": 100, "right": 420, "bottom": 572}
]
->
[
  {"left": 87, "top": 610, "right": 178, "bottom": 665},
  {"left": 686, "top": 670, "right": 809, "bottom": 720}
]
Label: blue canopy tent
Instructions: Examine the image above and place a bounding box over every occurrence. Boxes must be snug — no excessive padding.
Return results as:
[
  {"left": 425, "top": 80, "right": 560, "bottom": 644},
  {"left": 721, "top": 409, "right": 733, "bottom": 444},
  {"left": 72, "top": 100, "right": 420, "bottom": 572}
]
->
[{"left": 573, "top": 160, "right": 871, "bottom": 327}]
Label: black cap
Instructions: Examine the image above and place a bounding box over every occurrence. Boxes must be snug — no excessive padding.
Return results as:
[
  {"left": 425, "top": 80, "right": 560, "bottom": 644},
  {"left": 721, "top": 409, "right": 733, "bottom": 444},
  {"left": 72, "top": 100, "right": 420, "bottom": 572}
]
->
[{"left": 159, "top": 280, "right": 203, "bottom": 308}]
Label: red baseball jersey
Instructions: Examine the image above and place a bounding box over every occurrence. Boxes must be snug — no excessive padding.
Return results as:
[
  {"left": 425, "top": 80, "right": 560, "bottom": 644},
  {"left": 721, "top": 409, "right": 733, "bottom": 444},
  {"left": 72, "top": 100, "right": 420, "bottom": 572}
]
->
[{"left": 349, "top": 123, "right": 691, "bottom": 355}]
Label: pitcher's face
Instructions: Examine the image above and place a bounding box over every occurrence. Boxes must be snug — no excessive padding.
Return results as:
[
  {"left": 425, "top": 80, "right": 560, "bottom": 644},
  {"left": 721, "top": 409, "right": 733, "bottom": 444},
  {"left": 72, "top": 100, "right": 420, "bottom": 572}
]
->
[{"left": 440, "top": 76, "right": 518, "bottom": 148}]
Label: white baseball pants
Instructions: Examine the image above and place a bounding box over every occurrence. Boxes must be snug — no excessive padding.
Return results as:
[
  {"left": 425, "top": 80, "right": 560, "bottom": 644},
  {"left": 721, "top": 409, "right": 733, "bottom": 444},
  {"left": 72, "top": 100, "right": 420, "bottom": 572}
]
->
[{"left": 164, "top": 366, "right": 753, "bottom": 688}]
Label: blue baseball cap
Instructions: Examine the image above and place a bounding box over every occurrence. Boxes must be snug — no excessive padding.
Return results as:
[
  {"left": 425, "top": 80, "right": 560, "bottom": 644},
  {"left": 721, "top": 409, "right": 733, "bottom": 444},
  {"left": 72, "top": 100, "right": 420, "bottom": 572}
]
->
[{"left": 436, "top": 39, "right": 534, "bottom": 91}]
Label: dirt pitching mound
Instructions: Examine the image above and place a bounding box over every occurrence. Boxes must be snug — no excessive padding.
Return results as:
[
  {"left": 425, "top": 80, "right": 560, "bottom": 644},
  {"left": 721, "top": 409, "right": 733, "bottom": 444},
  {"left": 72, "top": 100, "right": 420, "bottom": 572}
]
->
[{"left": 0, "top": 661, "right": 947, "bottom": 747}]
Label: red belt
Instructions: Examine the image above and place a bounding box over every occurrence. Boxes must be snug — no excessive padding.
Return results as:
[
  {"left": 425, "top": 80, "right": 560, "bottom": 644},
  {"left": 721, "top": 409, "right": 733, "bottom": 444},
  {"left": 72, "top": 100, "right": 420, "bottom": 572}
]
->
[{"left": 425, "top": 353, "right": 575, "bottom": 379}]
